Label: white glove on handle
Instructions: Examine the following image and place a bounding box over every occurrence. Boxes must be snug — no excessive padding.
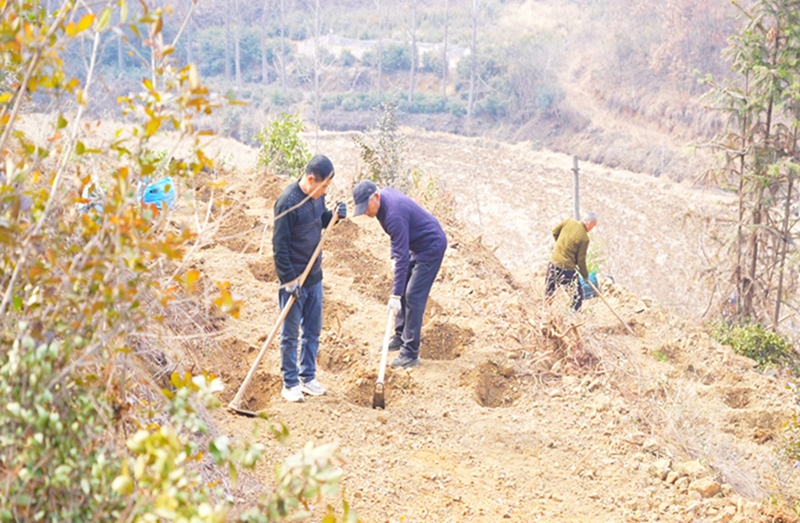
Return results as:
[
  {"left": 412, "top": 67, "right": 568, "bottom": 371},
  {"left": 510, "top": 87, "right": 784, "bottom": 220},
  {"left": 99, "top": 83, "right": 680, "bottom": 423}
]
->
[
  {"left": 285, "top": 280, "right": 301, "bottom": 300},
  {"left": 388, "top": 295, "right": 402, "bottom": 314}
]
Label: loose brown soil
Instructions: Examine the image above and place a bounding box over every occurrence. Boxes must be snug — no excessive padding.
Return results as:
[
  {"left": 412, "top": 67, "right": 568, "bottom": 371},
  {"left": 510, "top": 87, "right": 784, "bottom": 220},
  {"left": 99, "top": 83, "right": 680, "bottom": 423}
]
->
[{"left": 64, "top": 123, "right": 798, "bottom": 522}]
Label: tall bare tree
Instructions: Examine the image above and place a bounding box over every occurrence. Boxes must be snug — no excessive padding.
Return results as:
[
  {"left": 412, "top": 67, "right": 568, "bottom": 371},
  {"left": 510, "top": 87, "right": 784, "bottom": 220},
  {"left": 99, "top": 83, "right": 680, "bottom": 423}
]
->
[
  {"left": 117, "top": 8, "right": 124, "bottom": 69},
  {"left": 186, "top": 0, "right": 193, "bottom": 65},
  {"left": 278, "top": 0, "right": 288, "bottom": 92},
  {"left": 375, "top": 0, "right": 384, "bottom": 101},
  {"left": 312, "top": 0, "right": 322, "bottom": 143},
  {"left": 442, "top": 0, "right": 449, "bottom": 100},
  {"left": 224, "top": 1, "right": 232, "bottom": 82},
  {"left": 408, "top": 0, "right": 417, "bottom": 103},
  {"left": 706, "top": 0, "right": 800, "bottom": 325},
  {"left": 261, "top": 0, "right": 270, "bottom": 84},
  {"left": 234, "top": 0, "right": 243, "bottom": 92},
  {"left": 467, "top": 0, "right": 479, "bottom": 117}
]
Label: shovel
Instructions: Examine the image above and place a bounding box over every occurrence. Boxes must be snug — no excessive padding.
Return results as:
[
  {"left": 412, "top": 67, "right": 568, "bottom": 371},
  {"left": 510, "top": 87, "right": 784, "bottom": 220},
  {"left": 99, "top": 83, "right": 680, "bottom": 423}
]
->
[
  {"left": 228, "top": 212, "right": 339, "bottom": 417},
  {"left": 372, "top": 308, "right": 397, "bottom": 409}
]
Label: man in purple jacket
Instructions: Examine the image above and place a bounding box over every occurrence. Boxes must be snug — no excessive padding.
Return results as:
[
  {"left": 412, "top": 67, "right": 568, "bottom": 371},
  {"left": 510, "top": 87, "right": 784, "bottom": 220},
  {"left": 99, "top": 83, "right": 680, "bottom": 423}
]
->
[{"left": 352, "top": 180, "right": 447, "bottom": 368}]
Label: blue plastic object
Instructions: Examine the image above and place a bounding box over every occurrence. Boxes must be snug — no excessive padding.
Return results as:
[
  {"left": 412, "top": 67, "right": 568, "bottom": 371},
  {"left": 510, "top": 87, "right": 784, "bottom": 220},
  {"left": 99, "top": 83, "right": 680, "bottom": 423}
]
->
[
  {"left": 141, "top": 177, "right": 176, "bottom": 210},
  {"left": 580, "top": 271, "right": 599, "bottom": 299}
]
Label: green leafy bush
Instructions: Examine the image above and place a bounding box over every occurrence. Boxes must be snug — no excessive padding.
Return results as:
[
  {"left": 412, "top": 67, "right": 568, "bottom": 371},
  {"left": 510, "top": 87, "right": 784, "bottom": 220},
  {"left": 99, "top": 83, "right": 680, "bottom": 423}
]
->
[
  {"left": 353, "top": 102, "right": 409, "bottom": 190},
  {"left": 254, "top": 112, "right": 312, "bottom": 177},
  {"left": 399, "top": 92, "right": 447, "bottom": 114},
  {"left": 712, "top": 322, "right": 799, "bottom": 372},
  {"left": 339, "top": 49, "right": 358, "bottom": 67},
  {"left": 363, "top": 43, "right": 412, "bottom": 72},
  {"left": 341, "top": 92, "right": 379, "bottom": 112},
  {"left": 586, "top": 238, "right": 606, "bottom": 274},
  {"left": 421, "top": 50, "right": 443, "bottom": 73}
]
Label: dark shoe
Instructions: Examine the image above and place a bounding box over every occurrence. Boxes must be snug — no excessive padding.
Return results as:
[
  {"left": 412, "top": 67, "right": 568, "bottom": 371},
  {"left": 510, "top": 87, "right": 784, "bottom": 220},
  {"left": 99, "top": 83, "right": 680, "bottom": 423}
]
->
[
  {"left": 380, "top": 334, "right": 403, "bottom": 353},
  {"left": 390, "top": 353, "right": 420, "bottom": 369},
  {"left": 388, "top": 334, "right": 402, "bottom": 352}
]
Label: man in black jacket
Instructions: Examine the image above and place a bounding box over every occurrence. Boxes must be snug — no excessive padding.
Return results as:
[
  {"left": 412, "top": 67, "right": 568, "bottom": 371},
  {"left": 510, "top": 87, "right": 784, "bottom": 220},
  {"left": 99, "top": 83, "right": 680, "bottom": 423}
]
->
[{"left": 272, "top": 155, "right": 345, "bottom": 402}]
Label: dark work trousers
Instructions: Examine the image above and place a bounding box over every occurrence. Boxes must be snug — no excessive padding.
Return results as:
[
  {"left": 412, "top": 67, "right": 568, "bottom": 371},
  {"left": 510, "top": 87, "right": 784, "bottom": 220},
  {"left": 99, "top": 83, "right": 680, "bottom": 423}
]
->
[
  {"left": 395, "top": 255, "right": 444, "bottom": 358},
  {"left": 545, "top": 262, "right": 584, "bottom": 311}
]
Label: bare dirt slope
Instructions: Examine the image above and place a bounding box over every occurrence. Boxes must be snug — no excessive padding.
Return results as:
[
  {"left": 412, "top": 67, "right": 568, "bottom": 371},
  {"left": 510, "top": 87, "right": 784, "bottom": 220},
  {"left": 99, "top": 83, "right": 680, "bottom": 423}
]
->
[
  {"left": 309, "top": 129, "right": 733, "bottom": 316},
  {"left": 155, "top": 130, "right": 795, "bottom": 522}
]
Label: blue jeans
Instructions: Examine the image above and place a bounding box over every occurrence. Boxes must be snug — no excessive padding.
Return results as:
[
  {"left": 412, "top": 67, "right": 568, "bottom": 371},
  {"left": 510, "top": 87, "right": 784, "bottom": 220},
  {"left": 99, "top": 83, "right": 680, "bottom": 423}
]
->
[
  {"left": 395, "top": 256, "right": 444, "bottom": 358},
  {"left": 278, "top": 280, "right": 322, "bottom": 388}
]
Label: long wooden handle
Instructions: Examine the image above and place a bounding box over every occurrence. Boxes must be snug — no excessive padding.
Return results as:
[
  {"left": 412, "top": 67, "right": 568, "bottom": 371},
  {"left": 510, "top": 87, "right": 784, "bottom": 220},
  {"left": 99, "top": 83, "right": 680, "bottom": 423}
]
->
[
  {"left": 229, "top": 212, "right": 340, "bottom": 409},
  {"left": 376, "top": 308, "right": 397, "bottom": 385},
  {"left": 587, "top": 280, "right": 636, "bottom": 337}
]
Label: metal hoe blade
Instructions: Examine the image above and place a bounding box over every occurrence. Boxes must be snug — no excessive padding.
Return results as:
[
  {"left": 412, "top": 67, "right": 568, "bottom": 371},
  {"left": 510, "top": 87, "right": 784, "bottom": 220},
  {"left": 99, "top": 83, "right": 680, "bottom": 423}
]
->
[
  {"left": 372, "top": 308, "right": 396, "bottom": 409},
  {"left": 372, "top": 382, "right": 385, "bottom": 409}
]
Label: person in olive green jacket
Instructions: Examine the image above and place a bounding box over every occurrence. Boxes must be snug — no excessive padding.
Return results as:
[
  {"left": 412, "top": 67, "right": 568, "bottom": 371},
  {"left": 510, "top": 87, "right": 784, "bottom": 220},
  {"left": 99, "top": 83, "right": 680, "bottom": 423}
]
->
[{"left": 545, "top": 212, "right": 597, "bottom": 310}]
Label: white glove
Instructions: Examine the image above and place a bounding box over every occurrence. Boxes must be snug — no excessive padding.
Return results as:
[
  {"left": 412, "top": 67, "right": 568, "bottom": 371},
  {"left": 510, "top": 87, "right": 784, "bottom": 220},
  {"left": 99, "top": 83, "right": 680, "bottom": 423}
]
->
[
  {"left": 387, "top": 295, "right": 402, "bottom": 314},
  {"left": 285, "top": 280, "right": 301, "bottom": 299}
]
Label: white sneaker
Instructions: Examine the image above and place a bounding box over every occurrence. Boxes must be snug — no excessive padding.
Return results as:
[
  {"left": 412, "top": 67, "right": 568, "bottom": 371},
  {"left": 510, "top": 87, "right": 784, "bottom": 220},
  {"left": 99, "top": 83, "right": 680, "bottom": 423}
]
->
[
  {"left": 300, "top": 379, "right": 326, "bottom": 396},
  {"left": 281, "top": 385, "right": 305, "bottom": 403}
]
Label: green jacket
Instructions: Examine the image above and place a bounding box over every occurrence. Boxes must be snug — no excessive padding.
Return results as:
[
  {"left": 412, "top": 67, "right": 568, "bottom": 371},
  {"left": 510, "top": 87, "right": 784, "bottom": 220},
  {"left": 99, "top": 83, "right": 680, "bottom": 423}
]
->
[{"left": 550, "top": 218, "right": 590, "bottom": 278}]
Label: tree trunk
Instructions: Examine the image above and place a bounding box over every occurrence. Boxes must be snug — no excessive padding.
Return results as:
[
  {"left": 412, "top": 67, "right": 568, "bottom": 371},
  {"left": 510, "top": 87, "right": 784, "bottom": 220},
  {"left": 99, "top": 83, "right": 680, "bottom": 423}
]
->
[
  {"left": 773, "top": 171, "right": 793, "bottom": 326},
  {"left": 225, "top": 2, "right": 232, "bottom": 82},
  {"left": 442, "top": 0, "right": 449, "bottom": 100},
  {"left": 186, "top": 1, "right": 193, "bottom": 65},
  {"left": 261, "top": 0, "right": 270, "bottom": 84},
  {"left": 745, "top": 33, "right": 779, "bottom": 319},
  {"left": 468, "top": 0, "right": 478, "bottom": 118},
  {"left": 279, "top": 0, "right": 287, "bottom": 92},
  {"left": 234, "top": 0, "right": 242, "bottom": 92},
  {"left": 735, "top": 74, "right": 749, "bottom": 318},
  {"left": 313, "top": 0, "right": 321, "bottom": 144},
  {"left": 408, "top": 0, "right": 417, "bottom": 103},
  {"left": 375, "top": 0, "right": 383, "bottom": 101},
  {"left": 117, "top": 10, "right": 124, "bottom": 70},
  {"left": 774, "top": 117, "right": 797, "bottom": 328}
]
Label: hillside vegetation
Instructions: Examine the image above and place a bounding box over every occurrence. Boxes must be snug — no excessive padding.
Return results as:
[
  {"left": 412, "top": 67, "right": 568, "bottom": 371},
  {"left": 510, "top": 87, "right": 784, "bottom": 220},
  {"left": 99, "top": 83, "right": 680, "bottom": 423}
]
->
[{"left": 37, "top": 0, "right": 742, "bottom": 180}]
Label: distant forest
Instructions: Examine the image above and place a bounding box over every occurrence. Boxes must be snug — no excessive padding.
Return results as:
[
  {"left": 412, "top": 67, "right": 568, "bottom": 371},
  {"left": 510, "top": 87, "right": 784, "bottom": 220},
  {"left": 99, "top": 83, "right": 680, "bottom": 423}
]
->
[{"left": 38, "top": 0, "right": 743, "bottom": 177}]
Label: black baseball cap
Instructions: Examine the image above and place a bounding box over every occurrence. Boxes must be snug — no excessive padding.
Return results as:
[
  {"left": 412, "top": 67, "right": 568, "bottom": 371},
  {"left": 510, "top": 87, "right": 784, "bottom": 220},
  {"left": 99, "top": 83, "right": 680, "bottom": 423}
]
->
[{"left": 353, "top": 179, "right": 378, "bottom": 216}]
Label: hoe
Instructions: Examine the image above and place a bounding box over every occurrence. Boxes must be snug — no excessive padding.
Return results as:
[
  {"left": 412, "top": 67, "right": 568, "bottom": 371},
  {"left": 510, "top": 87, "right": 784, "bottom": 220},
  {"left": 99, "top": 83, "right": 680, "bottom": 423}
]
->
[{"left": 372, "top": 308, "right": 397, "bottom": 409}]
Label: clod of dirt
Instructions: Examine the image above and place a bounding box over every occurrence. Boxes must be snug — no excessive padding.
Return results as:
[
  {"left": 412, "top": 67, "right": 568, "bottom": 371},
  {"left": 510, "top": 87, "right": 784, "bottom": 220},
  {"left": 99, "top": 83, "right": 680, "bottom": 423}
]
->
[
  {"left": 329, "top": 219, "right": 361, "bottom": 243},
  {"left": 215, "top": 204, "right": 260, "bottom": 254},
  {"left": 345, "top": 373, "right": 379, "bottom": 408},
  {"left": 349, "top": 262, "right": 393, "bottom": 301},
  {"left": 722, "top": 387, "right": 752, "bottom": 409},
  {"left": 318, "top": 346, "right": 359, "bottom": 373},
  {"left": 344, "top": 368, "right": 415, "bottom": 408},
  {"left": 464, "top": 361, "right": 522, "bottom": 408},
  {"left": 321, "top": 297, "right": 355, "bottom": 336},
  {"left": 420, "top": 322, "right": 473, "bottom": 360},
  {"left": 247, "top": 260, "right": 276, "bottom": 283},
  {"left": 243, "top": 371, "right": 282, "bottom": 412}
]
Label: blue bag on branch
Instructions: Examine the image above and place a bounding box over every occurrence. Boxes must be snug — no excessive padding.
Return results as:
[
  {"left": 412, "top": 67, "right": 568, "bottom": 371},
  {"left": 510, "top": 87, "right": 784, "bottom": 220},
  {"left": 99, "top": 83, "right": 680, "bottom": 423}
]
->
[{"left": 139, "top": 177, "right": 176, "bottom": 210}]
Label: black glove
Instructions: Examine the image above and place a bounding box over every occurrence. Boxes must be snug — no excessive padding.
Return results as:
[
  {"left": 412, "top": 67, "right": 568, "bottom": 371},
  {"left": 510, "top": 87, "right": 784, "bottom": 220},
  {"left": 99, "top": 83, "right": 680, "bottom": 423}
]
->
[
  {"left": 285, "top": 281, "right": 302, "bottom": 300},
  {"left": 335, "top": 201, "right": 347, "bottom": 220}
]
